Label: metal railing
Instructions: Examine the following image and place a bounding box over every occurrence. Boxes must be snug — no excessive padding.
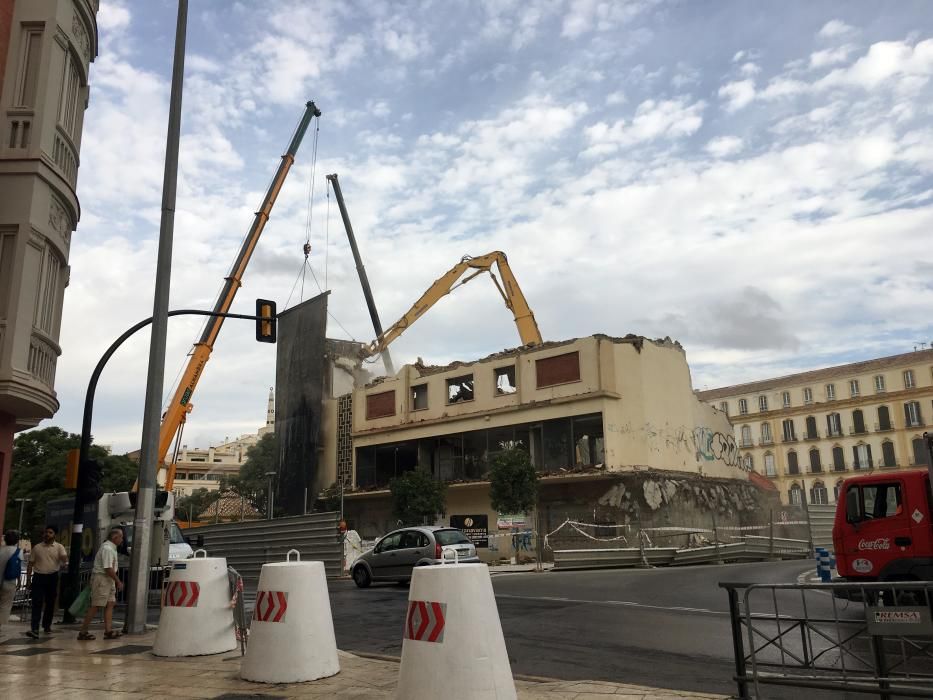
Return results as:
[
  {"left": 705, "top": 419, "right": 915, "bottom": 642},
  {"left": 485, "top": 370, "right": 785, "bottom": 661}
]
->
[{"left": 720, "top": 580, "right": 933, "bottom": 699}]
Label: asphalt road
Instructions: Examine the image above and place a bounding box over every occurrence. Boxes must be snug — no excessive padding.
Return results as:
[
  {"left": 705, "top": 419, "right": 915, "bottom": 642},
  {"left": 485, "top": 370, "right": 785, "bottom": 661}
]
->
[{"left": 328, "top": 559, "right": 823, "bottom": 696}]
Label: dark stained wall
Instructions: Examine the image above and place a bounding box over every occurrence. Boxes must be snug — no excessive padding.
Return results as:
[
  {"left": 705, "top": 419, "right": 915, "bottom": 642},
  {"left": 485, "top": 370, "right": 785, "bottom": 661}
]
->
[{"left": 274, "top": 292, "right": 328, "bottom": 516}]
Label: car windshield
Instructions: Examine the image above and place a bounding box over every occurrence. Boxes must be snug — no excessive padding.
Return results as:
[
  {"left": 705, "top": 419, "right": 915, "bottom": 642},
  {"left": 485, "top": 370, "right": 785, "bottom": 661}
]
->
[{"left": 435, "top": 529, "right": 470, "bottom": 545}]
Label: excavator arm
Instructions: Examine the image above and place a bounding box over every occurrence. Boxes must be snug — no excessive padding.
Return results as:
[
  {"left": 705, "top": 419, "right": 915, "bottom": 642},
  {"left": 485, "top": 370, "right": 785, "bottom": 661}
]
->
[{"left": 362, "top": 251, "right": 542, "bottom": 361}]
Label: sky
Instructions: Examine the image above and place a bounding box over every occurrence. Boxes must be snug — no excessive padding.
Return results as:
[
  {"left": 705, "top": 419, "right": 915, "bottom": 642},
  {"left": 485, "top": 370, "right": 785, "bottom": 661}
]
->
[{"left": 55, "top": 0, "right": 933, "bottom": 454}]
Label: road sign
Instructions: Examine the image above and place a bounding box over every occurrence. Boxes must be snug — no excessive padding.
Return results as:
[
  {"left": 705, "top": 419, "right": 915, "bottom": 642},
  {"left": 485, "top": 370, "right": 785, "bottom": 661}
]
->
[
  {"left": 405, "top": 600, "right": 446, "bottom": 643},
  {"left": 254, "top": 590, "right": 288, "bottom": 622},
  {"left": 165, "top": 580, "right": 200, "bottom": 608}
]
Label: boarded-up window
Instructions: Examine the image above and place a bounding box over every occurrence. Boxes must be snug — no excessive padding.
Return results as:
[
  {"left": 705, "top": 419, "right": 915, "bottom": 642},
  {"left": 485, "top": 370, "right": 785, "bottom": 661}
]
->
[
  {"left": 366, "top": 390, "right": 396, "bottom": 419},
  {"left": 535, "top": 351, "right": 581, "bottom": 388}
]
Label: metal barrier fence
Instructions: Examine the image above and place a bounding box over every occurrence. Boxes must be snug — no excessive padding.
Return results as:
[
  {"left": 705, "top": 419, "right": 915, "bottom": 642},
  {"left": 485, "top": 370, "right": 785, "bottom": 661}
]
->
[
  {"left": 188, "top": 511, "right": 342, "bottom": 588},
  {"left": 719, "top": 580, "right": 933, "bottom": 699}
]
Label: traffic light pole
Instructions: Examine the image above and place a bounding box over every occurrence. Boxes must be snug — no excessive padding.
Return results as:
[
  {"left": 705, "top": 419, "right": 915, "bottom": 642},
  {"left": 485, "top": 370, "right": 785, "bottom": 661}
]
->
[{"left": 61, "top": 309, "right": 270, "bottom": 623}]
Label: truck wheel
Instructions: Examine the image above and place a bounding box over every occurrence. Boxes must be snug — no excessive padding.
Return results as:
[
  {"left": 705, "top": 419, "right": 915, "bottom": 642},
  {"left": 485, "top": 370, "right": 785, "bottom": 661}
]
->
[{"left": 352, "top": 565, "right": 371, "bottom": 588}]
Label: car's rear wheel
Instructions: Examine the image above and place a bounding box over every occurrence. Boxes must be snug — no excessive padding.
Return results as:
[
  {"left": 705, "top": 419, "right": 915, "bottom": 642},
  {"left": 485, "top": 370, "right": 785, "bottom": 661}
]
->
[{"left": 352, "top": 565, "right": 371, "bottom": 588}]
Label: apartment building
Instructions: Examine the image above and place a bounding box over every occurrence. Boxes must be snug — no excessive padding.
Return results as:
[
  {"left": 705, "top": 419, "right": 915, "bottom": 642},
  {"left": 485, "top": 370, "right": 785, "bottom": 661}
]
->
[
  {"left": 0, "top": 0, "right": 98, "bottom": 525},
  {"left": 697, "top": 349, "right": 933, "bottom": 506}
]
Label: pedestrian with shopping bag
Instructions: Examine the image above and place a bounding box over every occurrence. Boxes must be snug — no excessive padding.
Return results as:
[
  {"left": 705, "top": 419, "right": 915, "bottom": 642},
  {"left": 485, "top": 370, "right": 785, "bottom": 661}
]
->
[{"left": 77, "top": 528, "right": 124, "bottom": 641}]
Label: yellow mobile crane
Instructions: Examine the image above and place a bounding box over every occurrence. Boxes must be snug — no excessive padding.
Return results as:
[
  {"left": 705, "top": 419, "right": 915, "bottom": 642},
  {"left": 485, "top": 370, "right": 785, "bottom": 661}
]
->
[
  {"left": 361, "top": 251, "right": 543, "bottom": 361},
  {"left": 155, "top": 101, "right": 321, "bottom": 491}
]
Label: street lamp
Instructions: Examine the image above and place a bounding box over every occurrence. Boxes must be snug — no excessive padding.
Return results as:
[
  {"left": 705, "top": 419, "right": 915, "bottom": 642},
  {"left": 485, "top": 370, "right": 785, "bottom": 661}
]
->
[
  {"left": 14, "top": 498, "right": 32, "bottom": 534},
  {"left": 265, "top": 471, "right": 277, "bottom": 520}
]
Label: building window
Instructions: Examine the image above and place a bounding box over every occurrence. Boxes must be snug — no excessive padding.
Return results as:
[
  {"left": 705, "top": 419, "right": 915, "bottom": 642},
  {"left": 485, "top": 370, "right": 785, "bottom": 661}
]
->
[
  {"left": 447, "top": 375, "right": 475, "bottom": 404},
  {"left": 853, "top": 443, "right": 873, "bottom": 470},
  {"left": 904, "top": 401, "right": 923, "bottom": 427},
  {"left": 832, "top": 446, "right": 845, "bottom": 472},
  {"left": 764, "top": 453, "right": 776, "bottom": 476},
  {"left": 16, "top": 26, "right": 44, "bottom": 108},
  {"left": 809, "top": 448, "right": 822, "bottom": 473},
  {"left": 803, "top": 387, "right": 813, "bottom": 404},
  {"left": 495, "top": 366, "right": 517, "bottom": 395},
  {"left": 366, "top": 390, "right": 396, "bottom": 419},
  {"left": 913, "top": 437, "right": 932, "bottom": 467},
  {"left": 849, "top": 379, "right": 860, "bottom": 398},
  {"left": 874, "top": 375, "right": 886, "bottom": 392},
  {"left": 34, "top": 247, "right": 60, "bottom": 335},
  {"left": 788, "top": 484, "right": 802, "bottom": 506},
  {"left": 782, "top": 419, "right": 796, "bottom": 442},
  {"left": 743, "top": 454, "right": 753, "bottom": 471},
  {"left": 740, "top": 425, "right": 752, "bottom": 448},
  {"left": 826, "top": 412, "right": 842, "bottom": 437},
  {"left": 782, "top": 391, "right": 791, "bottom": 408},
  {"left": 881, "top": 441, "right": 897, "bottom": 468},
  {"left": 904, "top": 369, "right": 915, "bottom": 389},
  {"left": 719, "top": 401, "right": 728, "bottom": 415},
  {"left": 787, "top": 450, "right": 799, "bottom": 475},
  {"left": 535, "top": 352, "right": 581, "bottom": 388},
  {"left": 810, "top": 482, "right": 828, "bottom": 505},
  {"left": 760, "top": 422, "right": 772, "bottom": 444},
  {"left": 58, "top": 50, "right": 82, "bottom": 137},
  {"left": 826, "top": 384, "right": 836, "bottom": 401},
  {"left": 852, "top": 409, "right": 866, "bottom": 434},
  {"left": 877, "top": 405, "right": 892, "bottom": 431},
  {"left": 804, "top": 416, "right": 818, "bottom": 440},
  {"left": 834, "top": 479, "right": 845, "bottom": 501},
  {"left": 758, "top": 395, "right": 769, "bottom": 411},
  {"left": 738, "top": 399, "right": 748, "bottom": 415},
  {"left": 411, "top": 384, "right": 428, "bottom": 411}
]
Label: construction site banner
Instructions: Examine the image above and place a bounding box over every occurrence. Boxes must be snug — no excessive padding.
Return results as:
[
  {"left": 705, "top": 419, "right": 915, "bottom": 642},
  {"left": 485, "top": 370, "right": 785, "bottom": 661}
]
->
[{"left": 274, "top": 292, "right": 329, "bottom": 516}]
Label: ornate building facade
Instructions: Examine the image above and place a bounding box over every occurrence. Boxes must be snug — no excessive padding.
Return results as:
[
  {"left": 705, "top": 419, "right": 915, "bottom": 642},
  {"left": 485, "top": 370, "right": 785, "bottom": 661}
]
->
[
  {"left": 0, "top": 0, "right": 98, "bottom": 525},
  {"left": 698, "top": 349, "right": 933, "bottom": 506}
]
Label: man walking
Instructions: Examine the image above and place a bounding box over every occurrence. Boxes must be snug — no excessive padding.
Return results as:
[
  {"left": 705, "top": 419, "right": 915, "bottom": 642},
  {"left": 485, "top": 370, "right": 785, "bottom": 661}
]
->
[
  {"left": 77, "top": 528, "right": 124, "bottom": 641},
  {"left": 26, "top": 525, "right": 67, "bottom": 638}
]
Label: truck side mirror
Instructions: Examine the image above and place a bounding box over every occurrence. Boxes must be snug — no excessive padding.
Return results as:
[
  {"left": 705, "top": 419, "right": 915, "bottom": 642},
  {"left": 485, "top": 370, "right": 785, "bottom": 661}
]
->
[{"left": 845, "top": 488, "right": 862, "bottom": 524}]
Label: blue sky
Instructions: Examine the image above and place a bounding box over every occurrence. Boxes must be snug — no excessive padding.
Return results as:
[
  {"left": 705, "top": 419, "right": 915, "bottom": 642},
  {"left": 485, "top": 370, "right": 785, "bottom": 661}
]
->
[{"left": 56, "top": 1, "right": 933, "bottom": 452}]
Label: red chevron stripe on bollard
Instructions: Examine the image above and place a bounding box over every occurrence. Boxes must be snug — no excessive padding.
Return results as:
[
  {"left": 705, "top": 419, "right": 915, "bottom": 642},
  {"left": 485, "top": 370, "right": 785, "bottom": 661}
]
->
[
  {"left": 404, "top": 600, "right": 446, "bottom": 643},
  {"left": 254, "top": 590, "right": 288, "bottom": 622},
  {"left": 165, "top": 581, "right": 200, "bottom": 607}
]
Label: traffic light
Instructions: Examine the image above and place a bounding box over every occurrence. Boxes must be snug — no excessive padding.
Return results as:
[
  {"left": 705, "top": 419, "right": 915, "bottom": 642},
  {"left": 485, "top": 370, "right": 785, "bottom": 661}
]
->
[
  {"left": 256, "top": 298, "right": 277, "bottom": 343},
  {"left": 77, "top": 457, "right": 104, "bottom": 503}
]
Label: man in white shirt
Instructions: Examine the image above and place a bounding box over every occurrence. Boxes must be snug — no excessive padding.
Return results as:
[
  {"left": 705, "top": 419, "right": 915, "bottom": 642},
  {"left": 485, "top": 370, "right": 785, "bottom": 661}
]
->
[
  {"left": 77, "top": 527, "right": 124, "bottom": 640},
  {"left": 26, "top": 525, "right": 68, "bottom": 638}
]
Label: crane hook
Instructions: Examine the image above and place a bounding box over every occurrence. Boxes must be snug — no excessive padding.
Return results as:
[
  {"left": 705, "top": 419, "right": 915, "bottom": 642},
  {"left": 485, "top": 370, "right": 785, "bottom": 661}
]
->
[{"left": 303, "top": 242, "right": 311, "bottom": 259}]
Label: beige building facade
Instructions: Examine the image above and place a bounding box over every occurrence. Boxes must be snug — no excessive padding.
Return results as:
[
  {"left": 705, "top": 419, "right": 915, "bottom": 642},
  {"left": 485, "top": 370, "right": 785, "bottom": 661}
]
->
[
  {"left": 697, "top": 349, "right": 933, "bottom": 507},
  {"left": 320, "top": 335, "right": 755, "bottom": 549},
  {"left": 0, "top": 0, "right": 97, "bottom": 525}
]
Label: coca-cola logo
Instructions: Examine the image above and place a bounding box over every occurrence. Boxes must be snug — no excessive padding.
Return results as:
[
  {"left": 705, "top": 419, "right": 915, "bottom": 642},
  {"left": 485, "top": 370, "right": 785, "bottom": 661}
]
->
[{"left": 858, "top": 538, "right": 891, "bottom": 551}]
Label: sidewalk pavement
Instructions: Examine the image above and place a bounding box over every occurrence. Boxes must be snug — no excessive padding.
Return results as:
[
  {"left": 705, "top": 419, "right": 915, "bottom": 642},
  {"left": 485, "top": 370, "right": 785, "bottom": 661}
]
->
[
  {"left": 0, "top": 617, "right": 725, "bottom": 699},
  {"left": 488, "top": 562, "right": 555, "bottom": 574}
]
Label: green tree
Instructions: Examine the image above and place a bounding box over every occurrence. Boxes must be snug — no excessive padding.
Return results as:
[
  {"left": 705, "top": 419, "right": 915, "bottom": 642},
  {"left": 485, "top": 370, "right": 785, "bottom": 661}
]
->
[
  {"left": 4, "top": 427, "right": 138, "bottom": 535},
  {"left": 222, "top": 433, "right": 277, "bottom": 515},
  {"left": 389, "top": 469, "right": 446, "bottom": 525},
  {"left": 488, "top": 443, "right": 537, "bottom": 515}
]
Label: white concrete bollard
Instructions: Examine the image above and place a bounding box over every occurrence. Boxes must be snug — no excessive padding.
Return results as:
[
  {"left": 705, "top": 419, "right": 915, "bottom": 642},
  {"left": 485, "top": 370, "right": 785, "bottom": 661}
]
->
[
  {"left": 240, "top": 550, "right": 340, "bottom": 683},
  {"left": 396, "top": 563, "right": 517, "bottom": 700},
  {"left": 152, "top": 550, "right": 236, "bottom": 657}
]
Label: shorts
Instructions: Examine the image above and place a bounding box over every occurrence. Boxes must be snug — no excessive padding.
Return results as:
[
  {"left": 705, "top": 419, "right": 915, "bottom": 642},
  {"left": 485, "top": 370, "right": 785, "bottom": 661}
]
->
[{"left": 90, "top": 573, "right": 116, "bottom": 607}]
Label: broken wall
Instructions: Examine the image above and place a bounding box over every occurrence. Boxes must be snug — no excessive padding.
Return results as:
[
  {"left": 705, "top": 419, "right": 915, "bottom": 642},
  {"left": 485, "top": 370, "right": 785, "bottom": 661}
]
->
[{"left": 274, "top": 293, "right": 328, "bottom": 516}]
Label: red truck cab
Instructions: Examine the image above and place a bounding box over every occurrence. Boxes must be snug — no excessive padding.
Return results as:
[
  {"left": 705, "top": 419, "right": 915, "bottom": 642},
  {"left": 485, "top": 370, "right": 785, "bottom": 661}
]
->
[{"left": 833, "top": 469, "right": 933, "bottom": 582}]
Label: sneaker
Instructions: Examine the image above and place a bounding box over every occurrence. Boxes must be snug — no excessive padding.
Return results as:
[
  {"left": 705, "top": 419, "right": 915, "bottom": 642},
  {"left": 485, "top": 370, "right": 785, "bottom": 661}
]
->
[
  {"left": 43, "top": 627, "right": 54, "bottom": 634},
  {"left": 25, "top": 630, "right": 39, "bottom": 639}
]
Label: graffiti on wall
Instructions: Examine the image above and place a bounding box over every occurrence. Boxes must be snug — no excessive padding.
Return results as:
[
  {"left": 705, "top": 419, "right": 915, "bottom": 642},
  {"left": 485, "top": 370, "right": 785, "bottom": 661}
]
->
[{"left": 692, "top": 427, "right": 743, "bottom": 470}]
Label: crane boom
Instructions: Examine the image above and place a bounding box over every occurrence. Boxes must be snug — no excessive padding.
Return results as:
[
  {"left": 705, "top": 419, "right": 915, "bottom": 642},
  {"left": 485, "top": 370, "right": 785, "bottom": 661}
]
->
[
  {"left": 157, "top": 100, "right": 321, "bottom": 489},
  {"left": 362, "top": 251, "right": 542, "bottom": 361},
  {"left": 325, "top": 173, "right": 395, "bottom": 374}
]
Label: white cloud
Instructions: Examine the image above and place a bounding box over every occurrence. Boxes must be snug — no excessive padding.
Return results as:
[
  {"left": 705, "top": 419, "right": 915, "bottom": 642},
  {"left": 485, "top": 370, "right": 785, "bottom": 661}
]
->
[
  {"left": 809, "top": 45, "right": 855, "bottom": 69},
  {"left": 705, "top": 136, "right": 744, "bottom": 158},
  {"left": 819, "top": 19, "right": 856, "bottom": 39},
  {"left": 584, "top": 97, "right": 705, "bottom": 156},
  {"left": 739, "top": 62, "right": 761, "bottom": 77},
  {"left": 97, "top": 2, "right": 130, "bottom": 32},
  {"left": 718, "top": 79, "right": 756, "bottom": 112}
]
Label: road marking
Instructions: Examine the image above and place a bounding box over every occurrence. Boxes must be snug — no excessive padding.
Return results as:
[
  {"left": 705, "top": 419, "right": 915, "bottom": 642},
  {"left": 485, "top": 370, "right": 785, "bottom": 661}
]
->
[{"left": 494, "top": 593, "right": 728, "bottom": 616}]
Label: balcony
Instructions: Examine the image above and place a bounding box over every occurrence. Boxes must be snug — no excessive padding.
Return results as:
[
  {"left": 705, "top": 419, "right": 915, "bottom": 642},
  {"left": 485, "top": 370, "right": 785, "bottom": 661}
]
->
[
  {"left": 740, "top": 439, "right": 754, "bottom": 449},
  {"left": 906, "top": 420, "right": 925, "bottom": 428},
  {"left": 803, "top": 430, "right": 820, "bottom": 441},
  {"left": 848, "top": 426, "right": 868, "bottom": 436},
  {"left": 832, "top": 463, "right": 847, "bottom": 472},
  {"left": 879, "top": 460, "right": 899, "bottom": 469},
  {"left": 782, "top": 435, "right": 798, "bottom": 443},
  {"left": 853, "top": 459, "right": 874, "bottom": 471},
  {"left": 874, "top": 423, "right": 894, "bottom": 432},
  {"left": 758, "top": 438, "right": 774, "bottom": 447},
  {"left": 826, "top": 429, "right": 843, "bottom": 438},
  {"left": 809, "top": 466, "right": 824, "bottom": 474}
]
